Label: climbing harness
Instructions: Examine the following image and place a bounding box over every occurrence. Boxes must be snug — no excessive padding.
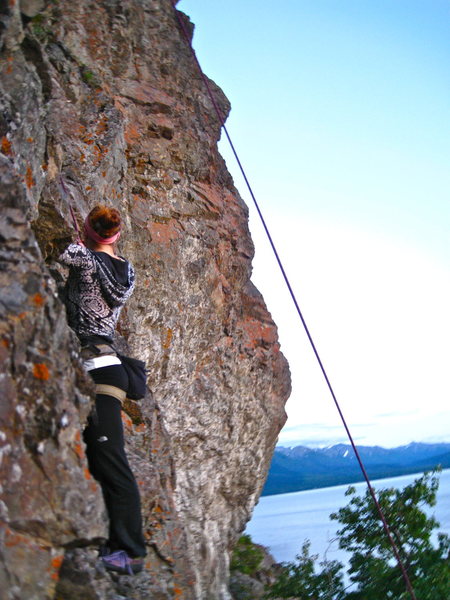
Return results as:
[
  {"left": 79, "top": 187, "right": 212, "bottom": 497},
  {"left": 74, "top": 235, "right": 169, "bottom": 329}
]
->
[
  {"left": 172, "top": 4, "right": 418, "bottom": 599},
  {"left": 83, "top": 355, "right": 122, "bottom": 371},
  {"left": 81, "top": 342, "right": 147, "bottom": 401},
  {"left": 95, "top": 384, "right": 127, "bottom": 403}
]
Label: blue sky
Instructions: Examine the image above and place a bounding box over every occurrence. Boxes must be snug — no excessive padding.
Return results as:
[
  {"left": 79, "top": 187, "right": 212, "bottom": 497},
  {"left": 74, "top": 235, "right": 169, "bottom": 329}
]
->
[{"left": 178, "top": 0, "right": 450, "bottom": 448}]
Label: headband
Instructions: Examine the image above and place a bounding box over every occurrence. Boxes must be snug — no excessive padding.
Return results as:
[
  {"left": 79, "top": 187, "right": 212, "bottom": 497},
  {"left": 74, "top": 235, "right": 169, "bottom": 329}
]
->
[{"left": 84, "top": 216, "right": 121, "bottom": 245}]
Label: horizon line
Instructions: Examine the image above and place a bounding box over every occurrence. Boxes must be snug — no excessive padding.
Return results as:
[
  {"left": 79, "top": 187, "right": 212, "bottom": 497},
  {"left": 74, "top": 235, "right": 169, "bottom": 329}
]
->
[{"left": 277, "top": 440, "right": 450, "bottom": 450}]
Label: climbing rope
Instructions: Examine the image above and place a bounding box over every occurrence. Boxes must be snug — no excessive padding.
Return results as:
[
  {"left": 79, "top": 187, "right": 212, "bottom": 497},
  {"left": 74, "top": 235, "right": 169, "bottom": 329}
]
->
[{"left": 172, "top": 4, "right": 418, "bottom": 600}]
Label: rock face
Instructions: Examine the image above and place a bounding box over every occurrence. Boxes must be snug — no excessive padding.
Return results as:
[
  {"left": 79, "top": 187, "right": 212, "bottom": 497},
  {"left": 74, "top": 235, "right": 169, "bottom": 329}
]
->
[{"left": 0, "top": 1, "right": 291, "bottom": 598}]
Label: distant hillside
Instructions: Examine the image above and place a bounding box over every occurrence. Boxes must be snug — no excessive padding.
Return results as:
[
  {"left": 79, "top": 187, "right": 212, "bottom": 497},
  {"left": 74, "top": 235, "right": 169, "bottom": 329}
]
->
[{"left": 262, "top": 442, "right": 450, "bottom": 496}]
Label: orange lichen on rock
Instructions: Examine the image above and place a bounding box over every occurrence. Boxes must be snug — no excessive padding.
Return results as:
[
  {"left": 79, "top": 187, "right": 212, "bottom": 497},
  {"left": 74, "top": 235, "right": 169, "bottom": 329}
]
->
[
  {"left": 4, "top": 528, "right": 22, "bottom": 548},
  {"left": 50, "top": 555, "right": 64, "bottom": 581},
  {"left": 73, "top": 442, "right": 84, "bottom": 460},
  {"left": 51, "top": 555, "right": 63, "bottom": 570},
  {"left": 4, "top": 526, "right": 46, "bottom": 551},
  {"left": 32, "top": 293, "right": 46, "bottom": 307},
  {"left": 121, "top": 413, "right": 133, "bottom": 428},
  {"left": 1, "top": 136, "right": 12, "bottom": 155},
  {"left": 95, "top": 115, "right": 108, "bottom": 136},
  {"left": 25, "top": 165, "right": 35, "bottom": 189},
  {"left": 124, "top": 123, "right": 141, "bottom": 145},
  {"left": 162, "top": 328, "right": 173, "bottom": 350},
  {"left": 33, "top": 363, "right": 50, "bottom": 380},
  {"left": 92, "top": 142, "right": 109, "bottom": 166}
]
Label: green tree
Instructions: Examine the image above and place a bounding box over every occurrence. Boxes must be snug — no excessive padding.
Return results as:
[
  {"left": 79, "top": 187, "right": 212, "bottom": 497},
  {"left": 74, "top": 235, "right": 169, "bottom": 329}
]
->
[
  {"left": 264, "top": 540, "right": 345, "bottom": 599},
  {"left": 330, "top": 470, "right": 450, "bottom": 600},
  {"left": 263, "top": 470, "right": 449, "bottom": 599},
  {"left": 231, "top": 534, "right": 265, "bottom": 576}
]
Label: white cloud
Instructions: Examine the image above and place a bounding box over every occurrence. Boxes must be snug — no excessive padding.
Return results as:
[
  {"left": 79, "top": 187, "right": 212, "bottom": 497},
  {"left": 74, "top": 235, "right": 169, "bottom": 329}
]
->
[{"left": 249, "top": 213, "right": 450, "bottom": 448}]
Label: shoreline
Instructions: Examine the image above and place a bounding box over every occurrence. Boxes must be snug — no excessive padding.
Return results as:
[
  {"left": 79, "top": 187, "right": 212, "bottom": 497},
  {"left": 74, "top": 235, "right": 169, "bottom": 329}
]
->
[{"left": 261, "top": 465, "right": 450, "bottom": 498}]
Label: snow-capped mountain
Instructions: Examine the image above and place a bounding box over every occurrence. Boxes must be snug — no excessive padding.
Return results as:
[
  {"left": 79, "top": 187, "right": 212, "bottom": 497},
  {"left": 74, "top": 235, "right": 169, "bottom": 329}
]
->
[{"left": 263, "top": 442, "right": 450, "bottom": 496}]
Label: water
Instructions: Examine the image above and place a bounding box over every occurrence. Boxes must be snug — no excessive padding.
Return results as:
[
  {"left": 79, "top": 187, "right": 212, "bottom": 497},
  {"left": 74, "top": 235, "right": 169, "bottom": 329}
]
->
[{"left": 246, "top": 469, "right": 450, "bottom": 568}]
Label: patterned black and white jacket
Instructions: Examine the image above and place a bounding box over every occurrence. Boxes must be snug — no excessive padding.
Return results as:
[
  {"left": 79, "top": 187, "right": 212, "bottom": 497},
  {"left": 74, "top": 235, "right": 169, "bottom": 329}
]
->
[{"left": 59, "top": 243, "right": 135, "bottom": 341}]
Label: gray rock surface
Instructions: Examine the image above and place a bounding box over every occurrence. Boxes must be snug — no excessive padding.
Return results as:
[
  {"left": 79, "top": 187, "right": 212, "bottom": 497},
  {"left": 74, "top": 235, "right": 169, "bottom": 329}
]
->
[{"left": 0, "top": 1, "right": 291, "bottom": 598}]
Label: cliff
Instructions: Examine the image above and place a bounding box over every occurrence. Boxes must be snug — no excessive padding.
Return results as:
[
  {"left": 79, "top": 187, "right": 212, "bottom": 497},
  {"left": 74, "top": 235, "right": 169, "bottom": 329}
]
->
[{"left": 0, "top": 1, "right": 291, "bottom": 598}]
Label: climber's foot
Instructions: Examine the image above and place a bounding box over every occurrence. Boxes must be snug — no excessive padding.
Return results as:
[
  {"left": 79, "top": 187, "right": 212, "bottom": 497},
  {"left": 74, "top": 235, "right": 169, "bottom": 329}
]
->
[{"left": 101, "top": 550, "right": 144, "bottom": 575}]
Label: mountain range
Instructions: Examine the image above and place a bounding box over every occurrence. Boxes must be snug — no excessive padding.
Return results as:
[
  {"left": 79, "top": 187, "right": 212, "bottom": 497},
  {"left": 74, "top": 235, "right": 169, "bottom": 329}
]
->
[{"left": 262, "top": 442, "right": 450, "bottom": 496}]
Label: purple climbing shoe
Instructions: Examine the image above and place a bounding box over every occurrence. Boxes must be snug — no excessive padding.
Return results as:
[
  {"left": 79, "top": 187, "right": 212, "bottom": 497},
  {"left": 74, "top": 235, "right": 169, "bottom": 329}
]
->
[{"left": 101, "top": 550, "right": 144, "bottom": 575}]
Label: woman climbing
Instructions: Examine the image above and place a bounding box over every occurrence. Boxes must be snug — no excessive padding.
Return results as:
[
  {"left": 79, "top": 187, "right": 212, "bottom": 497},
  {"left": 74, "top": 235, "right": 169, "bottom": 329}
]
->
[{"left": 59, "top": 205, "right": 146, "bottom": 575}]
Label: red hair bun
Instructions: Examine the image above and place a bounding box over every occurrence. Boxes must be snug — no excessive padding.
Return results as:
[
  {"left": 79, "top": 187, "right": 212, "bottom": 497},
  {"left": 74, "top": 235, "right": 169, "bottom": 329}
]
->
[{"left": 88, "top": 205, "right": 121, "bottom": 237}]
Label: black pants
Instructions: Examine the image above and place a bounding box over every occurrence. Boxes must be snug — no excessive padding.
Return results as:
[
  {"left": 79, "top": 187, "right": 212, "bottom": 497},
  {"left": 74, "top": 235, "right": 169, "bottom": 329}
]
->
[{"left": 83, "top": 365, "right": 146, "bottom": 558}]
